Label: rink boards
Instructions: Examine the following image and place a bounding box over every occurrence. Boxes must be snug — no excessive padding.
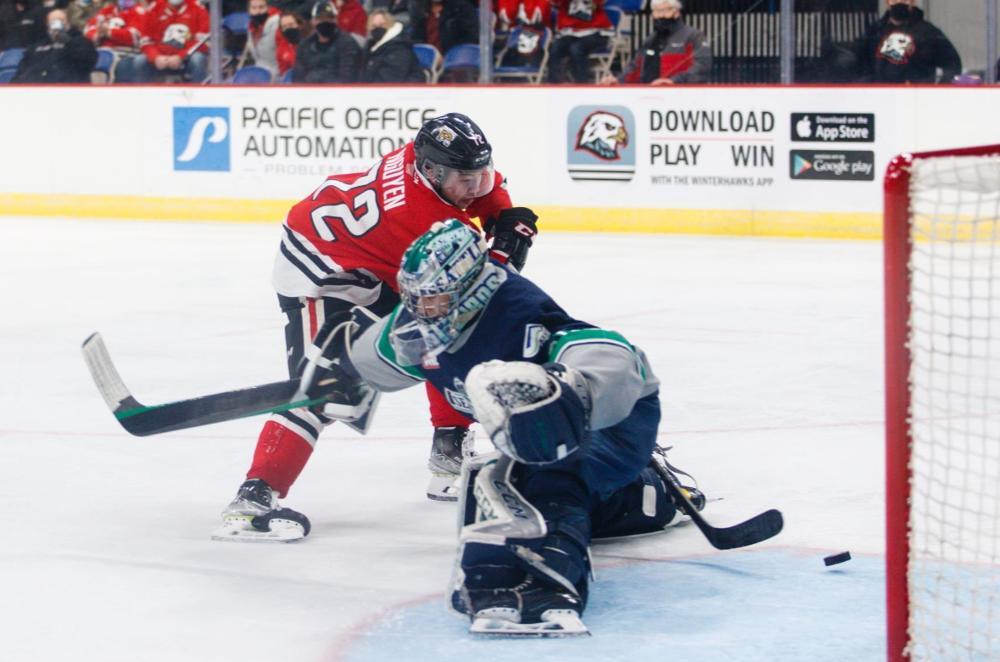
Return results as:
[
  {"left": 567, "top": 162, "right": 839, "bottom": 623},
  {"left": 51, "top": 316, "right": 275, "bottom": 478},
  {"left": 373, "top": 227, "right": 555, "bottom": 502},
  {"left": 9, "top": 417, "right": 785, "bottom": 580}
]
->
[{"left": 1, "top": 84, "right": 998, "bottom": 238}]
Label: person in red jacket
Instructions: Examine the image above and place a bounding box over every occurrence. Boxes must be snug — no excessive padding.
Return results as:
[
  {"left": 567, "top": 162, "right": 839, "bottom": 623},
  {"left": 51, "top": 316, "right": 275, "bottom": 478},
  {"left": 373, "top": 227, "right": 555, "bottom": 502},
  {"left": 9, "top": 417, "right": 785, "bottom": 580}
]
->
[
  {"left": 213, "top": 113, "right": 540, "bottom": 543},
  {"left": 115, "top": 0, "right": 209, "bottom": 82},
  {"left": 548, "top": 0, "right": 614, "bottom": 83},
  {"left": 275, "top": 10, "right": 308, "bottom": 77},
  {"left": 84, "top": 0, "right": 148, "bottom": 51},
  {"left": 334, "top": 0, "right": 366, "bottom": 43}
]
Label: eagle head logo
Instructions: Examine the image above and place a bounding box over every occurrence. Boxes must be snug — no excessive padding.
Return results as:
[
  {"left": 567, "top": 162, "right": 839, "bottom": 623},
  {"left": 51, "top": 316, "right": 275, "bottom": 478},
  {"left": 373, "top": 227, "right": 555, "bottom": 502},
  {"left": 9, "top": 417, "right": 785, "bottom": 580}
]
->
[
  {"left": 575, "top": 110, "right": 629, "bottom": 161},
  {"left": 878, "top": 32, "right": 915, "bottom": 64},
  {"left": 163, "top": 23, "right": 192, "bottom": 50}
]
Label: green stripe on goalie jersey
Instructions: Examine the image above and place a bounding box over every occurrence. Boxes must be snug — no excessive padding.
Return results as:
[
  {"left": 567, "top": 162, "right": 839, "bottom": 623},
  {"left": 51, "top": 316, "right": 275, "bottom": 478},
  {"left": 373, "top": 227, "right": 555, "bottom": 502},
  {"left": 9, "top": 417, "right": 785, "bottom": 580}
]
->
[
  {"left": 376, "top": 306, "right": 425, "bottom": 380},
  {"left": 547, "top": 328, "right": 646, "bottom": 380}
]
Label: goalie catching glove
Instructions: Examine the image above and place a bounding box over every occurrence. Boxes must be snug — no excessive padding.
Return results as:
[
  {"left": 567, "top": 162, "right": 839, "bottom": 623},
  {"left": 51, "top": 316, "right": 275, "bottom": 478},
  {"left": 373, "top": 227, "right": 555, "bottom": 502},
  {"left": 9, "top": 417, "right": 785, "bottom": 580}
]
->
[
  {"left": 484, "top": 207, "right": 538, "bottom": 273},
  {"left": 465, "top": 360, "right": 590, "bottom": 464},
  {"left": 295, "top": 308, "right": 380, "bottom": 422}
]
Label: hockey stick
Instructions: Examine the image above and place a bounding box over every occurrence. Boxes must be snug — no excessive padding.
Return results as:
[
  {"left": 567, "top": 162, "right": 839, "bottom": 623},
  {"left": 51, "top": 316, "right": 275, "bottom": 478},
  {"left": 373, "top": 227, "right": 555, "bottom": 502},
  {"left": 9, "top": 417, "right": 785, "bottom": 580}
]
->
[
  {"left": 652, "top": 457, "right": 784, "bottom": 550},
  {"left": 82, "top": 332, "right": 375, "bottom": 437}
]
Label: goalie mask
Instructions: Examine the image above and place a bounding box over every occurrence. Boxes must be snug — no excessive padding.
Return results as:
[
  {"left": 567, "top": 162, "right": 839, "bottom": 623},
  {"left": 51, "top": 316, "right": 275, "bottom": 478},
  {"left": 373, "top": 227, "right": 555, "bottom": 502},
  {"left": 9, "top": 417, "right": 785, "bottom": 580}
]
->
[
  {"left": 392, "top": 220, "right": 498, "bottom": 365},
  {"left": 413, "top": 113, "right": 496, "bottom": 209}
]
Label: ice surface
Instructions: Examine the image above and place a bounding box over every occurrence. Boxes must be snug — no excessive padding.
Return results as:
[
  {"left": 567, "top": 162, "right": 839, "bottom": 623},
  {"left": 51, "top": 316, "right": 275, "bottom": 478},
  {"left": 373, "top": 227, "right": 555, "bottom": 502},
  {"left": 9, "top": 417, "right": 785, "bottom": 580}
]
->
[{"left": 0, "top": 217, "right": 887, "bottom": 662}]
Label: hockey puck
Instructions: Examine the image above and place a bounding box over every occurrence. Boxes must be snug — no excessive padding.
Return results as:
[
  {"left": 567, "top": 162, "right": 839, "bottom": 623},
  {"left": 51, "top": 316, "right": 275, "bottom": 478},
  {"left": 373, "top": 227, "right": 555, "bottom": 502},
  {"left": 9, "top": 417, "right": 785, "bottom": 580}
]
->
[{"left": 824, "top": 551, "right": 851, "bottom": 566}]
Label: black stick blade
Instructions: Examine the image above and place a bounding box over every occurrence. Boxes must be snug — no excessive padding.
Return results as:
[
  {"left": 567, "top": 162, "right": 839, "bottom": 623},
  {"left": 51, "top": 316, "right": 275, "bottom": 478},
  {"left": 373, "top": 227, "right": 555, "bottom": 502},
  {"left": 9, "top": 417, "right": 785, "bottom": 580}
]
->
[{"left": 702, "top": 509, "right": 784, "bottom": 550}]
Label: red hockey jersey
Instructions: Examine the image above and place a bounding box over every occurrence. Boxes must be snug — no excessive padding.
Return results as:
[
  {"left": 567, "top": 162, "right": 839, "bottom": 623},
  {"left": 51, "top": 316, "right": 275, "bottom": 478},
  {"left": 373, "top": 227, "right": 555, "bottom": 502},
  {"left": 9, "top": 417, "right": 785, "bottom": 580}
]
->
[
  {"left": 272, "top": 143, "right": 512, "bottom": 304},
  {"left": 84, "top": 4, "right": 148, "bottom": 50},
  {"left": 141, "top": 0, "right": 210, "bottom": 61},
  {"left": 553, "top": 0, "right": 613, "bottom": 36}
]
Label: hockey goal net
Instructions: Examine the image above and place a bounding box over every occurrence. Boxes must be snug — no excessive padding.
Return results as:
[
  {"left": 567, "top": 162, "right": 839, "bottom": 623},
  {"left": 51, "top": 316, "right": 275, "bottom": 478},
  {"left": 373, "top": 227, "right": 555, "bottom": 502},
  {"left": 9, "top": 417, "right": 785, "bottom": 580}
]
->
[{"left": 885, "top": 144, "right": 1000, "bottom": 662}]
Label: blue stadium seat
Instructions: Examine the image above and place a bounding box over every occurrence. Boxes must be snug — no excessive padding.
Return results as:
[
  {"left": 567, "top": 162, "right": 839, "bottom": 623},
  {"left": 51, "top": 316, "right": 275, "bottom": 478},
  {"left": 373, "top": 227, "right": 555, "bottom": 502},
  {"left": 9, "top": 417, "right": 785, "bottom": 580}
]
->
[
  {"left": 441, "top": 44, "right": 480, "bottom": 81},
  {"left": 0, "top": 69, "right": 16, "bottom": 83},
  {"left": 281, "top": 69, "right": 294, "bottom": 84},
  {"left": 605, "top": 0, "right": 644, "bottom": 11},
  {"left": 231, "top": 65, "right": 273, "bottom": 84},
  {"left": 91, "top": 48, "right": 117, "bottom": 84},
  {"left": 412, "top": 43, "right": 441, "bottom": 83},
  {"left": 0, "top": 48, "right": 25, "bottom": 72},
  {"left": 222, "top": 12, "right": 251, "bottom": 35},
  {"left": 493, "top": 27, "right": 551, "bottom": 84}
]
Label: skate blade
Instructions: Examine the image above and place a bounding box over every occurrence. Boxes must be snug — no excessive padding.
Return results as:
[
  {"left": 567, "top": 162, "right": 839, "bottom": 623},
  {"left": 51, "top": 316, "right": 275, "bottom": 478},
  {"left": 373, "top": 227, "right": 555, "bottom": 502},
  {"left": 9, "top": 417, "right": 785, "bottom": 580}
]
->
[
  {"left": 211, "top": 516, "right": 306, "bottom": 543},
  {"left": 426, "top": 473, "right": 460, "bottom": 502},
  {"left": 470, "top": 613, "right": 589, "bottom": 637}
]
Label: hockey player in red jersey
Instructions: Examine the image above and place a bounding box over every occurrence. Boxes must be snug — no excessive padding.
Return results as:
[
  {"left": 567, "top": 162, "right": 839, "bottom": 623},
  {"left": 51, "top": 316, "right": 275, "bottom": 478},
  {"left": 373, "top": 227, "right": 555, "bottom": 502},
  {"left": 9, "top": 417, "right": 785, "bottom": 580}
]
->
[
  {"left": 84, "top": 0, "right": 148, "bottom": 51},
  {"left": 214, "top": 113, "right": 539, "bottom": 542},
  {"left": 115, "top": 0, "right": 210, "bottom": 82}
]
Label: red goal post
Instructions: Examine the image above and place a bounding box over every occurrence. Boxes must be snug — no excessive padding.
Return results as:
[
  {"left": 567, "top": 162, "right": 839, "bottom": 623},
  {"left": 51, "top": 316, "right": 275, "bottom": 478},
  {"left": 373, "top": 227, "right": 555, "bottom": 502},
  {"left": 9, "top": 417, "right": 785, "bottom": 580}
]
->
[{"left": 884, "top": 144, "right": 1000, "bottom": 662}]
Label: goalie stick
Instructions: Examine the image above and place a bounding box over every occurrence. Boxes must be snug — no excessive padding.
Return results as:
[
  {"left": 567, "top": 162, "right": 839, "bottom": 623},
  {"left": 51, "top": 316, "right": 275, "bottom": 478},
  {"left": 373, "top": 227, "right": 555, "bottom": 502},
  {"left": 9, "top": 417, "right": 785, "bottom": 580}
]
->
[
  {"left": 651, "top": 455, "right": 783, "bottom": 550},
  {"left": 81, "top": 333, "right": 376, "bottom": 437}
]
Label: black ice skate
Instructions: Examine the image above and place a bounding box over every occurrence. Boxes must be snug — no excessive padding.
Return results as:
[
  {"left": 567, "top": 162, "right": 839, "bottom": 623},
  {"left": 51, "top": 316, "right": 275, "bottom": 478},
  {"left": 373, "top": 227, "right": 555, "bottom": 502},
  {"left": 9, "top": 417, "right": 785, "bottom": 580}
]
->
[
  {"left": 212, "top": 478, "right": 311, "bottom": 543},
  {"left": 467, "top": 575, "right": 589, "bottom": 637},
  {"left": 650, "top": 446, "right": 707, "bottom": 522},
  {"left": 426, "top": 426, "right": 475, "bottom": 501}
]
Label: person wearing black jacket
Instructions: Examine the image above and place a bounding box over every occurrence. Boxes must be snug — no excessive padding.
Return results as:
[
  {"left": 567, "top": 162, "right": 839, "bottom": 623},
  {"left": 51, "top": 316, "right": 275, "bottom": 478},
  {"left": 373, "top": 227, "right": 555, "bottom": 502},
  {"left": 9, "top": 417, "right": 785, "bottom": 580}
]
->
[
  {"left": 854, "top": 0, "right": 961, "bottom": 84},
  {"left": 409, "top": 0, "right": 476, "bottom": 57},
  {"left": 291, "top": 0, "right": 360, "bottom": 82},
  {"left": 12, "top": 7, "right": 96, "bottom": 82},
  {"left": 361, "top": 9, "right": 423, "bottom": 83}
]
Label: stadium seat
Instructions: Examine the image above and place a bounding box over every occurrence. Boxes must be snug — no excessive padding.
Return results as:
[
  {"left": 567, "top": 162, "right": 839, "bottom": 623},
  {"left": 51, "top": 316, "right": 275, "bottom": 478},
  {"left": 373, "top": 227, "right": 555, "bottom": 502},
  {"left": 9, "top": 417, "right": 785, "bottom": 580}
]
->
[
  {"left": 281, "top": 69, "right": 294, "bottom": 84},
  {"left": 91, "top": 48, "right": 117, "bottom": 84},
  {"left": 493, "top": 26, "right": 551, "bottom": 85},
  {"left": 413, "top": 43, "right": 442, "bottom": 83},
  {"left": 588, "top": 6, "right": 625, "bottom": 82},
  {"left": 231, "top": 65, "right": 273, "bottom": 84},
  {"left": 0, "top": 48, "right": 25, "bottom": 73},
  {"left": 440, "top": 44, "right": 480, "bottom": 82},
  {"left": 0, "top": 69, "right": 15, "bottom": 83},
  {"left": 605, "top": 0, "right": 644, "bottom": 11},
  {"left": 222, "top": 12, "right": 251, "bottom": 35}
]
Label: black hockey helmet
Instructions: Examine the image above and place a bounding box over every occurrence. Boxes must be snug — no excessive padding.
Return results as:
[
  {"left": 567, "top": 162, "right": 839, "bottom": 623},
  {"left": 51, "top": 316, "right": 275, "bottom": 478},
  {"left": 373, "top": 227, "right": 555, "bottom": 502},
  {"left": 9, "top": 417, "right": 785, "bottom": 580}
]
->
[{"left": 414, "top": 113, "right": 496, "bottom": 204}]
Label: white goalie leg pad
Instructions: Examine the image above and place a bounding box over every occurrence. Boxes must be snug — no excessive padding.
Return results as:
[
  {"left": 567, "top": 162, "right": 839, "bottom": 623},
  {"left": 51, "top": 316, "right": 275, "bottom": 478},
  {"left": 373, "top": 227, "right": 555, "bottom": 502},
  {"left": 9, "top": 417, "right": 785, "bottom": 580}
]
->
[{"left": 446, "top": 451, "right": 548, "bottom": 619}]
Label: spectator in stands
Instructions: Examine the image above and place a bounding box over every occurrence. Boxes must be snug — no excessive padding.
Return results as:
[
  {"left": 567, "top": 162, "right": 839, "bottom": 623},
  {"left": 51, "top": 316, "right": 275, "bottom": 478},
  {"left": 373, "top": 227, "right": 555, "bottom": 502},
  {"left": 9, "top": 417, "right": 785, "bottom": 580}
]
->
[
  {"left": 333, "top": 0, "right": 365, "bottom": 44},
  {"left": 275, "top": 9, "right": 306, "bottom": 77},
  {"left": 245, "top": 0, "right": 281, "bottom": 75},
  {"left": 0, "top": 0, "right": 46, "bottom": 50},
  {"left": 12, "top": 6, "right": 97, "bottom": 82},
  {"left": 548, "top": 0, "right": 614, "bottom": 84},
  {"left": 290, "top": 0, "right": 359, "bottom": 82},
  {"left": 361, "top": 8, "right": 422, "bottom": 82},
  {"left": 852, "top": 0, "right": 960, "bottom": 83},
  {"left": 369, "top": 0, "right": 409, "bottom": 28},
  {"left": 600, "top": 0, "right": 710, "bottom": 85},
  {"left": 67, "top": 0, "right": 106, "bottom": 32},
  {"left": 409, "top": 0, "right": 477, "bottom": 57},
  {"left": 115, "top": 0, "right": 210, "bottom": 83},
  {"left": 84, "top": 0, "right": 147, "bottom": 52}
]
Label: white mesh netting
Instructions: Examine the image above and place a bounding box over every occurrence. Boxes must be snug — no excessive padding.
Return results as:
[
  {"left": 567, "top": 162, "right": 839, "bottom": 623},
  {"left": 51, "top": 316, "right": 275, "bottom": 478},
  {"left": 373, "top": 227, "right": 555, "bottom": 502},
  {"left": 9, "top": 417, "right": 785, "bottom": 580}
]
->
[{"left": 907, "top": 155, "right": 1000, "bottom": 662}]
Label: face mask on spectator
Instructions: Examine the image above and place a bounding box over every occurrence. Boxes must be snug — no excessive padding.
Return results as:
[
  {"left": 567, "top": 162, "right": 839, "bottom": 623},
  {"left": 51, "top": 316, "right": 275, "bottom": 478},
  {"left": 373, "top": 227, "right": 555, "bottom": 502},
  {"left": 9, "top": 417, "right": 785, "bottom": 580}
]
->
[
  {"left": 889, "top": 3, "right": 910, "bottom": 20},
  {"left": 251, "top": 13, "right": 268, "bottom": 25},
  {"left": 48, "top": 18, "right": 69, "bottom": 41},
  {"left": 369, "top": 26, "right": 387, "bottom": 43},
  {"left": 315, "top": 21, "right": 336, "bottom": 37},
  {"left": 282, "top": 27, "right": 301, "bottom": 43},
  {"left": 653, "top": 17, "right": 678, "bottom": 32}
]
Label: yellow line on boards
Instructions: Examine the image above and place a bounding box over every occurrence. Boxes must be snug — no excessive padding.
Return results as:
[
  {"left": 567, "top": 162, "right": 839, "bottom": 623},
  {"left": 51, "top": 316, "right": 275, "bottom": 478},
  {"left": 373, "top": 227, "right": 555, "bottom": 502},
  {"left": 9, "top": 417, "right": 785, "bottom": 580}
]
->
[{"left": 1, "top": 194, "right": 883, "bottom": 240}]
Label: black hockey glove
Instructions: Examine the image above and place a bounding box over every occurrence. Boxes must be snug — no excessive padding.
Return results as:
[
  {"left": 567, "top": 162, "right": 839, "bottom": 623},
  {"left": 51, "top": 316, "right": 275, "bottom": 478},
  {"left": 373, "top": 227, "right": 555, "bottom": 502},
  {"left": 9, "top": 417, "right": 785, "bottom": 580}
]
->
[
  {"left": 296, "top": 309, "right": 379, "bottom": 421},
  {"left": 484, "top": 207, "right": 538, "bottom": 273}
]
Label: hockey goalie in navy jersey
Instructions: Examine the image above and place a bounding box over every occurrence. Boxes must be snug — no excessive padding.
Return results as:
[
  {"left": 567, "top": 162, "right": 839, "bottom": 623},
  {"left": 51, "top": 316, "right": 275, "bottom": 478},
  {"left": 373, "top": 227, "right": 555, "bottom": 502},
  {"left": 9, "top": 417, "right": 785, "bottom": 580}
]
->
[
  {"left": 293, "top": 220, "right": 707, "bottom": 635},
  {"left": 216, "top": 113, "right": 542, "bottom": 543}
]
